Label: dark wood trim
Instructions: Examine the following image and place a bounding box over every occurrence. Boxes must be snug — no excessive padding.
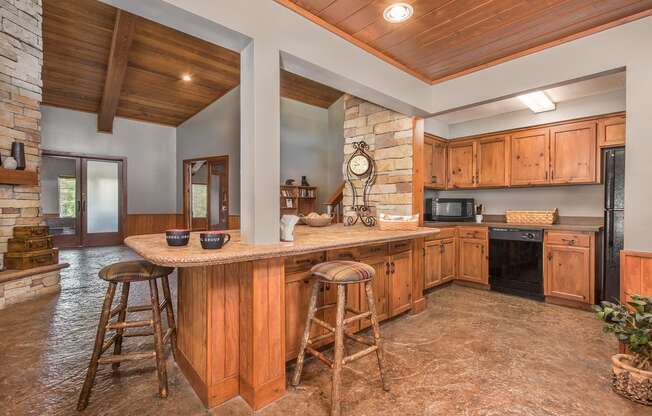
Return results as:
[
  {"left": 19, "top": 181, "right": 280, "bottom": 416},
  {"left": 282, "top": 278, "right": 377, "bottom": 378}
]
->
[
  {"left": 98, "top": 10, "right": 137, "bottom": 133},
  {"left": 42, "top": 150, "right": 128, "bottom": 247},
  {"left": 0, "top": 168, "right": 38, "bottom": 186}
]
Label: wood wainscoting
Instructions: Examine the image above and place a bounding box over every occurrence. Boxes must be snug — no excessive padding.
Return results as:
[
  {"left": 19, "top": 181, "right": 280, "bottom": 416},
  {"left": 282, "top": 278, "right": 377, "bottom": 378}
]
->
[
  {"left": 126, "top": 214, "right": 241, "bottom": 237},
  {"left": 621, "top": 250, "right": 652, "bottom": 302},
  {"left": 125, "top": 214, "right": 184, "bottom": 237}
]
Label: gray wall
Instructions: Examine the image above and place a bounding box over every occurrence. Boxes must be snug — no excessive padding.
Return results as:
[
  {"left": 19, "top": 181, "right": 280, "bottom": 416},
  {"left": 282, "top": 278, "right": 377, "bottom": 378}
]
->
[
  {"left": 280, "top": 97, "right": 331, "bottom": 208},
  {"left": 429, "top": 185, "right": 604, "bottom": 217},
  {"left": 176, "top": 86, "right": 241, "bottom": 214},
  {"left": 41, "top": 106, "right": 177, "bottom": 214},
  {"left": 449, "top": 89, "right": 626, "bottom": 138},
  {"left": 177, "top": 87, "right": 345, "bottom": 215}
]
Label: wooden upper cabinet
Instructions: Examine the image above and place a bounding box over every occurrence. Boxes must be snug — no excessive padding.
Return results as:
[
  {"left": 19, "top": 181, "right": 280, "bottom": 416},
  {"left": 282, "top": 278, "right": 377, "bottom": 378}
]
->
[
  {"left": 424, "top": 134, "right": 447, "bottom": 189},
  {"left": 510, "top": 128, "right": 550, "bottom": 186},
  {"left": 476, "top": 136, "right": 509, "bottom": 187},
  {"left": 550, "top": 121, "right": 597, "bottom": 184},
  {"left": 448, "top": 141, "right": 476, "bottom": 189},
  {"left": 598, "top": 115, "right": 626, "bottom": 148}
]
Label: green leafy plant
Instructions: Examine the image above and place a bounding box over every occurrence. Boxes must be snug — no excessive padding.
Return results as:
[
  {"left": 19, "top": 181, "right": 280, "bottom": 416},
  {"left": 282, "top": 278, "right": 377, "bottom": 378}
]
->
[{"left": 595, "top": 294, "right": 652, "bottom": 371}]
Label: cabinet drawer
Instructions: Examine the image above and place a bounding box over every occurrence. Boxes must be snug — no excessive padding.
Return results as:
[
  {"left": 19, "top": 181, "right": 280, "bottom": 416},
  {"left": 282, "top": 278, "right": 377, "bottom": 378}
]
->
[
  {"left": 285, "top": 252, "right": 325, "bottom": 274},
  {"left": 358, "top": 243, "right": 388, "bottom": 259},
  {"left": 545, "top": 231, "right": 591, "bottom": 248},
  {"left": 389, "top": 240, "right": 412, "bottom": 254},
  {"left": 327, "top": 247, "right": 358, "bottom": 261},
  {"left": 458, "top": 227, "right": 487, "bottom": 240},
  {"left": 426, "top": 227, "right": 456, "bottom": 240}
]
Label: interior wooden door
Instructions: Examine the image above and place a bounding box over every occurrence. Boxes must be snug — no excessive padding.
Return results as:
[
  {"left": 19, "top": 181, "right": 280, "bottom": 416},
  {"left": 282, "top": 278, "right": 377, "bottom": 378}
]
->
[
  {"left": 208, "top": 159, "right": 229, "bottom": 230},
  {"left": 510, "top": 128, "right": 550, "bottom": 186},
  {"left": 389, "top": 250, "right": 413, "bottom": 316},
  {"left": 458, "top": 238, "right": 485, "bottom": 283},
  {"left": 360, "top": 256, "right": 390, "bottom": 329},
  {"left": 447, "top": 141, "right": 476, "bottom": 188},
  {"left": 440, "top": 238, "right": 456, "bottom": 281},
  {"left": 81, "top": 158, "right": 125, "bottom": 246},
  {"left": 477, "top": 136, "right": 508, "bottom": 187},
  {"left": 549, "top": 121, "right": 597, "bottom": 184},
  {"left": 424, "top": 240, "right": 442, "bottom": 289},
  {"left": 184, "top": 156, "right": 229, "bottom": 231},
  {"left": 545, "top": 245, "right": 591, "bottom": 303}
]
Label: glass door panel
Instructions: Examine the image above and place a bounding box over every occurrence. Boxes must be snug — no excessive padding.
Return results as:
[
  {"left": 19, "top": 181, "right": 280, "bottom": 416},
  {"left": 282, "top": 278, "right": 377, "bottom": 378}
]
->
[
  {"left": 86, "top": 160, "right": 119, "bottom": 233},
  {"left": 41, "top": 155, "right": 81, "bottom": 247},
  {"left": 82, "top": 158, "right": 124, "bottom": 246}
]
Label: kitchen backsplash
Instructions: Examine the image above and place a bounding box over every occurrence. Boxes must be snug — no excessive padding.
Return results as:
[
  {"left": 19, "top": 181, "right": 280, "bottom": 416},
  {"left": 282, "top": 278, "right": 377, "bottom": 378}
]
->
[{"left": 426, "top": 184, "right": 605, "bottom": 217}]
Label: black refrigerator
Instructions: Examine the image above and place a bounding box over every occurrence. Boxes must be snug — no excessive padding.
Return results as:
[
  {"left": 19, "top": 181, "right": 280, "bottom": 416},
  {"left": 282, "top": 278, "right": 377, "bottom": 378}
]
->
[{"left": 602, "top": 147, "right": 625, "bottom": 303}]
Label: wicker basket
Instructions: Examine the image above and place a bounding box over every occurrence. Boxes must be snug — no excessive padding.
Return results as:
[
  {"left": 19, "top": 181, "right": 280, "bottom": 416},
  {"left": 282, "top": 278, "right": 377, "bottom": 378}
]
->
[
  {"left": 505, "top": 209, "right": 558, "bottom": 225},
  {"left": 377, "top": 214, "right": 419, "bottom": 231}
]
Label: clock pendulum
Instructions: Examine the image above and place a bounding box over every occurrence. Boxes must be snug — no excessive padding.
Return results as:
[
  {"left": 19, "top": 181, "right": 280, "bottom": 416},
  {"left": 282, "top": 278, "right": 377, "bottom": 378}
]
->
[{"left": 345, "top": 141, "right": 376, "bottom": 227}]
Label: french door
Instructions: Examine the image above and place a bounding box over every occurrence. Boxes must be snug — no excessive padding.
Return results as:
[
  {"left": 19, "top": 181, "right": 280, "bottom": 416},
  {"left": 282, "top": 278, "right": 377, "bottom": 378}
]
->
[{"left": 43, "top": 152, "right": 126, "bottom": 247}]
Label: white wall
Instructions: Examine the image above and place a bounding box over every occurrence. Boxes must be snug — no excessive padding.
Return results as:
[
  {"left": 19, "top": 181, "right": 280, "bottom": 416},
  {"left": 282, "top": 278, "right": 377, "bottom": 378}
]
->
[
  {"left": 41, "top": 106, "right": 177, "bottom": 214},
  {"left": 424, "top": 117, "right": 450, "bottom": 139},
  {"left": 176, "top": 86, "right": 241, "bottom": 214},
  {"left": 428, "top": 185, "right": 604, "bottom": 217},
  {"left": 449, "top": 89, "right": 626, "bottom": 138}
]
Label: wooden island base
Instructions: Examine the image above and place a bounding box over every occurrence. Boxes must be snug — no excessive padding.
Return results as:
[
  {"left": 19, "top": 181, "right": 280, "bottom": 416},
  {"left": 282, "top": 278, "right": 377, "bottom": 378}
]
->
[
  {"left": 175, "top": 259, "right": 286, "bottom": 409},
  {"left": 124, "top": 225, "right": 439, "bottom": 410}
]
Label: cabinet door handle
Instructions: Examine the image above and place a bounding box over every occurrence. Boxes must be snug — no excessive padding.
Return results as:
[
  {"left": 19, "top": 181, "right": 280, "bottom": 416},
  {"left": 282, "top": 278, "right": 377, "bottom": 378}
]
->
[
  {"left": 548, "top": 253, "right": 553, "bottom": 261},
  {"left": 391, "top": 262, "right": 395, "bottom": 274},
  {"left": 440, "top": 244, "right": 445, "bottom": 254},
  {"left": 386, "top": 262, "right": 390, "bottom": 276}
]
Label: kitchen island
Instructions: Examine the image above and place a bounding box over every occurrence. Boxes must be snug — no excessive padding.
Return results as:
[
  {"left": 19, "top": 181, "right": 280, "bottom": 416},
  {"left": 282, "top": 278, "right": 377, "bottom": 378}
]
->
[{"left": 124, "top": 224, "right": 439, "bottom": 410}]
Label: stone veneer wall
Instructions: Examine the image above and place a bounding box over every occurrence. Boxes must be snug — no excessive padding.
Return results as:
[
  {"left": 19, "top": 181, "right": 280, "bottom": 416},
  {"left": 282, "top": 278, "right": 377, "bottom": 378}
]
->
[
  {"left": 0, "top": 0, "right": 60, "bottom": 309},
  {"left": 342, "top": 95, "right": 414, "bottom": 222}
]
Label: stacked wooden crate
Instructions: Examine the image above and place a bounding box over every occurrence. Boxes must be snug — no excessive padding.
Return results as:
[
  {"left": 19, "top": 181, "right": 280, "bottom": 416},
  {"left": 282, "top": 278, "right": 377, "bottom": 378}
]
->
[{"left": 4, "top": 226, "right": 59, "bottom": 270}]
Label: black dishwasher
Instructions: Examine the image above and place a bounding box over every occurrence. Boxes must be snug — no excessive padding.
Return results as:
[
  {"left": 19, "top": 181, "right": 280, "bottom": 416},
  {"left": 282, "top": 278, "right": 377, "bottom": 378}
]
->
[{"left": 489, "top": 227, "right": 544, "bottom": 300}]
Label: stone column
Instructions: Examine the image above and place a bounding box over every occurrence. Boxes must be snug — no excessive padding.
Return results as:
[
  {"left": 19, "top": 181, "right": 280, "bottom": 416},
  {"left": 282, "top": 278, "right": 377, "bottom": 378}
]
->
[
  {"left": 239, "top": 39, "right": 280, "bottom": 244},
  {"left": 342, "top": 95, "right": 414, "bottom": 223},
  {"left": 0, "top": 0, "right": 43, "bottom": 268}
]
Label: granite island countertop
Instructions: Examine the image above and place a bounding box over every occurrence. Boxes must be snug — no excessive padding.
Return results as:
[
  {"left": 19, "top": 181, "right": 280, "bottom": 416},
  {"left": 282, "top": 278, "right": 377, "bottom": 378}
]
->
[
  {"left": 424, "top": 215, "right": 603, "bottom": 232},
  {"left": 124, "top": 224, "right": 440, "bottom": 268}
]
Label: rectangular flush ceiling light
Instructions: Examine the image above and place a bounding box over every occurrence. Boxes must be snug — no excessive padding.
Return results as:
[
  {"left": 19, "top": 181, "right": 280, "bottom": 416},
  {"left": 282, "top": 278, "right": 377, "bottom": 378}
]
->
[{"left": 517, "top": 91, "right": 556, "bottom": 113}]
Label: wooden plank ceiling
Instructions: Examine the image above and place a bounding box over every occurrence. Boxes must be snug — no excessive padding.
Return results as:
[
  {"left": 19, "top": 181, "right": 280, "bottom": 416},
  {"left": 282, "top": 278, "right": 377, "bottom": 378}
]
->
[
  {"left": 277, "top": 0, "right": 652, "bottom": 83},
  {"left": 42, "top": 0, "right": 342, "bottom": 131}
]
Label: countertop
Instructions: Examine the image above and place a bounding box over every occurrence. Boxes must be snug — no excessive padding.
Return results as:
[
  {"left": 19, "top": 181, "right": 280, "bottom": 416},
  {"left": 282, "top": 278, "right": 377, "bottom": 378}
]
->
[
  {"left": 124, "top": 224, "right": 440, "bottom": 268},
  {"left": 424, "top": 216, "right": 603, "bottom": 232}
]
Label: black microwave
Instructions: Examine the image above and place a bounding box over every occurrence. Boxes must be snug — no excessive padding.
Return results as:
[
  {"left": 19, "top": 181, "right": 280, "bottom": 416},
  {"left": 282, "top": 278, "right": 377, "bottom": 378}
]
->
[{"left": 425, "top": 198, "right": 475, "bottom": 222}]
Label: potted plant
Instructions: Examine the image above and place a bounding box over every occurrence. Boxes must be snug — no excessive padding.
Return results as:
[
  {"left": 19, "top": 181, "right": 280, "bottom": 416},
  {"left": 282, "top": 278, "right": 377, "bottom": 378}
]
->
[{"left": 595, "top": 294, "right": 652, "bottom": 405}]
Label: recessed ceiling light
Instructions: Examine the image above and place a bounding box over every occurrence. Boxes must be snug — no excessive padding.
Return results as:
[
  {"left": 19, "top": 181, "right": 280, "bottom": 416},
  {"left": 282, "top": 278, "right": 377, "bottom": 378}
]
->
[
  {"left": 383, "top": 3, "right": 413, "bottom": 23},
  {"left": 517, "top": 91, "right": 556, "bottom": 113},
  {"left": 181, "top": 74, "right": 192, "bottom": 82}
]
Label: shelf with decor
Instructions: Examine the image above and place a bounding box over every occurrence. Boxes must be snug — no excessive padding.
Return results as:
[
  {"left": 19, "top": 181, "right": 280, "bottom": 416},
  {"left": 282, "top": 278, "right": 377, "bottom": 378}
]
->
[
  {"left": 0, "top": 168, "right": 38, "bottom": 186},
  {"left": 280, "top": 185, "right": 317, "bottom": 216}
]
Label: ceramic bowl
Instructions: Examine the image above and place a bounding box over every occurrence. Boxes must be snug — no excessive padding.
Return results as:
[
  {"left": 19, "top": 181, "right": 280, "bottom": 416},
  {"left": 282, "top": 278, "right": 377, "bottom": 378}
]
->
[
  {"left": 166, "top": 229, "right": 190, "bottom": 246},
  {"left": 200, "top": 231, "right": 231, "bottom": 249},
  {"left": 303, "top": 215, "right": 333, "bottom": 227}
]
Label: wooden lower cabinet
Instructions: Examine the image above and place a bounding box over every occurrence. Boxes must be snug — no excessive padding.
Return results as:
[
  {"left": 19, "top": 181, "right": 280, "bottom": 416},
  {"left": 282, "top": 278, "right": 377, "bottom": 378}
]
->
[
  {"left": 285, "top": 271, "right": 323, "bottom": 361},
  {"left": 457, "top": 237, "right": 488, "bottom": 284},
  {"left": 544, "top": 231, "right": 594, "bottom": 304},
  {"left": 424, "top": 238, "right": 456, "bottom": 289},
  {"left": 359, "top": 256, "right": 390, "bottom": 330},
  {"left": 389, "top": 250, "right": 413, "bottom": 316}
]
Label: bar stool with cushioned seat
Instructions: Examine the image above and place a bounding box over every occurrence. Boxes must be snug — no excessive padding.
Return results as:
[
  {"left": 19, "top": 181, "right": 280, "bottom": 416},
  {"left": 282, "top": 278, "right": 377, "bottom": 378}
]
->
[
  {"left": 292, "top": 260, "right": 389, "bottom": 416},
  {"left": 77, "top": 260, "right": 177, "bottom": 411}
]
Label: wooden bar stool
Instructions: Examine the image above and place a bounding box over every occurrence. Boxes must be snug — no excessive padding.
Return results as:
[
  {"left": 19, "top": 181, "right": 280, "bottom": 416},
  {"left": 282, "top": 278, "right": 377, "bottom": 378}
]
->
[
  {"left": 77, "top": 260, "right": 177, "bottom": 411},
  {"left": 292, "top": 260, "right": 389, "bottom": 416}
]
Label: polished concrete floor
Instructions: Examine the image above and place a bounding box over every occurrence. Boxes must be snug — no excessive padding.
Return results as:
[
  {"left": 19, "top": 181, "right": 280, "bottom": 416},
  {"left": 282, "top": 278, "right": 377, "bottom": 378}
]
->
[{"left": 0, "top": 246, "right": 650, "bottom": 415}]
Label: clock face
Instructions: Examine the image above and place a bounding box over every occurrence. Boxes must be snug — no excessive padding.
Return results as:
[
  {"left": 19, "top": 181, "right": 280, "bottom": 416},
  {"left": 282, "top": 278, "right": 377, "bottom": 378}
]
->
[{"left": 349, "top": 154, "right": 370, "bottom": 176}]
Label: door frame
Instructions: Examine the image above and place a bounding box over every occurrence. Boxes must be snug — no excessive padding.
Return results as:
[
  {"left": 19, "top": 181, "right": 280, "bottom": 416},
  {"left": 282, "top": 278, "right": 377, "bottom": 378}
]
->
[
  {"left": 183, "top": 155, "right": 229, "bottom": 231},
  {"left": 42, "top": 150, "right": 128, "bottom": 247}
]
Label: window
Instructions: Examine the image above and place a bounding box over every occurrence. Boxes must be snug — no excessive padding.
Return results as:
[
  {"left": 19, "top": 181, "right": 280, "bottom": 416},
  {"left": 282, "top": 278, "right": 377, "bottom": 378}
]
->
[
  {"left": 192, "top": 184, "right": 207, "bottom": 218},
  {"left": 58, "top": 176, "right": 76, "bottom": 218}
]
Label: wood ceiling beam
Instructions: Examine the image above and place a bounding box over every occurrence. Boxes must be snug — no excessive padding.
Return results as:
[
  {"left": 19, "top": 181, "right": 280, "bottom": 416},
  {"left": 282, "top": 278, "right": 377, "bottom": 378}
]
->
[{"left": 98, "top": 10, "right": 137, "bottom": 133}]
